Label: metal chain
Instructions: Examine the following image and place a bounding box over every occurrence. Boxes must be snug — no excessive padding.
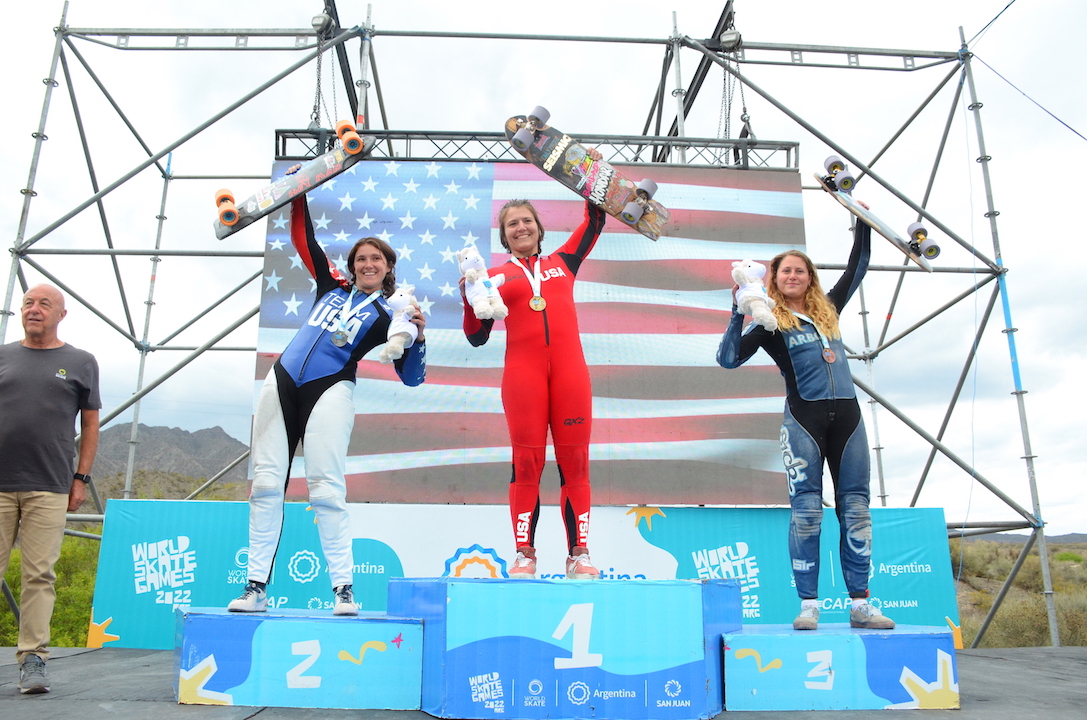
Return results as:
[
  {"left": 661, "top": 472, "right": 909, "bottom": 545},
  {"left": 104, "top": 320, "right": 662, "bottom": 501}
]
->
[
  {"left": 737, "top": 59, "right": 750, "bottom": 133},
  {"left": 310, "top": 37, "right": 324, "bottom": 128},
  {"left": 718, "top": 63, "right": 734, "bottom": 140},
  {"left": 328, "top": 47, "right": 339, "bottom": 126}
]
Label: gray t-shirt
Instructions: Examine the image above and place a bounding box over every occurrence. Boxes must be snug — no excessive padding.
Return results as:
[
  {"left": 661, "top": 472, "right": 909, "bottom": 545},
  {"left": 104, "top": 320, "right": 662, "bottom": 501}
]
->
[{"left": 0, "top": 341, "right": 101, "bottom": 494}]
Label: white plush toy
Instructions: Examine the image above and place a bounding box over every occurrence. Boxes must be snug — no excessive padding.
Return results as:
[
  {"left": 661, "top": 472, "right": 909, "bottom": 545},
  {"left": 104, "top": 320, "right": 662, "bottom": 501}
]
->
[
  {"left": 457, "top": 244, "right": 508, "bottom": 320},
  {"left": 378, "top": 284, "right": 419, "bottom": 364},
  {"left": 732, "top": 259, "right": 778, "bottom": 331}
]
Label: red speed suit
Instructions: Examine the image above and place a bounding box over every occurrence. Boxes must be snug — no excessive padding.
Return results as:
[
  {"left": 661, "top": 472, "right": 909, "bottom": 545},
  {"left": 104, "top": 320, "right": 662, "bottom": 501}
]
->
[{"left": 464, "top": 202, "right": 606, "bottom": 553}]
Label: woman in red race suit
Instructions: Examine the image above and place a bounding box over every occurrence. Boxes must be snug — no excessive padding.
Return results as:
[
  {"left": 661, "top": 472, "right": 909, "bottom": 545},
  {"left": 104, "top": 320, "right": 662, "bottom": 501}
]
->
[{"left": 463, "top": 171, "right": 607, "bottom": 579}]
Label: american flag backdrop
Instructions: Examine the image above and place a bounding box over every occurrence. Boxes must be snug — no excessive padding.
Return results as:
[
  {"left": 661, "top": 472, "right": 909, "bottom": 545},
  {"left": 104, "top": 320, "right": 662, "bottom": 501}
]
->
[{"left": 254, "top": 158, "right": 806, "bottom": 506}]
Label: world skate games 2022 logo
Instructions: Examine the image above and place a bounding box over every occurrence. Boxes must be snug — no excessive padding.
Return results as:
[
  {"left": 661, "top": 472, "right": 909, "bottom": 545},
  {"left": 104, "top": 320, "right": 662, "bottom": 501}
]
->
[
  {"left": 468, "top": 671, "right": 504, "bottom": 713},
  {"left": 131, "top": 535, "right": 196, "bottom": 608}
]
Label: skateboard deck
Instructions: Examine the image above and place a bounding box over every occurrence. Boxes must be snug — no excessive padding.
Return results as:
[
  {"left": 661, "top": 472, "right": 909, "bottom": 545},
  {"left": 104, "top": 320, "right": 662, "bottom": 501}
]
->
[
  {"left": 814, "top": 172, "right": 933, "bottom": 272},
  {"left": 214, "top": 132, "right": 376, "bottom": 240},
  {"left": 505, "top": 112, "right": 669, "bottom": 241}
]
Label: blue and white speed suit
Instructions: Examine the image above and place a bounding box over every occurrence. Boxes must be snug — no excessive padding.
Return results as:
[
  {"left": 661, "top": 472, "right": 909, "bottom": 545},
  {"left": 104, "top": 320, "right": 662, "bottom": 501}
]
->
[
  {"left": 247, "top": 198, "right": 426, "bottom": 589},
  {"left": 717, "top": 224, "right": 872, "bottom": 599}
]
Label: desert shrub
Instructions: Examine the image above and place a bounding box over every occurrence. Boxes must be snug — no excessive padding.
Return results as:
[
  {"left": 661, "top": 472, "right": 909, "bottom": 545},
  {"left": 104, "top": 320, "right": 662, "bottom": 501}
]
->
[
  {"left": 1, "top": 535, "right": 99, "bottom": 648},
  {"left": 1054, "top": 551, "right": 1083, "bottom": 563}
]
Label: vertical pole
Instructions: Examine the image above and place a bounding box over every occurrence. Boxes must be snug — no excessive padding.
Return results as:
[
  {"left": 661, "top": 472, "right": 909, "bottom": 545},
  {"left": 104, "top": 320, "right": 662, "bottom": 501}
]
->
[
  {"left": 670, "top": 12, "right": 687, "bottom": 164},
  {"left": 123, "top": 156, "right": 172, "bottom": 499},
  {"left": 356, "top": 4, "right": 373, "bottom": 130},
  {"left": 856, "top": 284, "right": 888, "bottom": 505},
  {"left": 960, "top": 28, "right": 1059, "bottom": 646},
  {"left": 2, "top": 2, "right": 69, "bottom": 342}
]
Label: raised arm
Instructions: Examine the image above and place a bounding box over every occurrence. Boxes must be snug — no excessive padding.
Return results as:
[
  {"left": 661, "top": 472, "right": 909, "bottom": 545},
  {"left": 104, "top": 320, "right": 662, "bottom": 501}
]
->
[
  {"left": 827, "top": 221, "right": 871, "bottom": 312},
  {"left": 290, "top": 197, "right": 350, "bottom": 294}
]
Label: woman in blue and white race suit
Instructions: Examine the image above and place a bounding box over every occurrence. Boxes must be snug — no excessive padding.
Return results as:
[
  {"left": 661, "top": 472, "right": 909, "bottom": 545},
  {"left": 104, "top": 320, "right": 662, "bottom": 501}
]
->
[
  {"left": 717, "top": 222, "right": 894, "bottom": 631},
  {"left": 229, "top": 196, "right": 426, "bottom": 616}
]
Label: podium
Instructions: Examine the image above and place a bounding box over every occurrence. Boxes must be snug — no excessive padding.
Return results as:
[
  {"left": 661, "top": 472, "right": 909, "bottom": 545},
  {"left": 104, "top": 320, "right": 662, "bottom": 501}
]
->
[
  {"left": 388, "top": 577, "right": 742, "bottom": 720},
  {"left": 722, "top": 624, "right": 959, "bottom": 711},
  {"left": 173, "top": 607, "right": 423, "bottom": 709}
]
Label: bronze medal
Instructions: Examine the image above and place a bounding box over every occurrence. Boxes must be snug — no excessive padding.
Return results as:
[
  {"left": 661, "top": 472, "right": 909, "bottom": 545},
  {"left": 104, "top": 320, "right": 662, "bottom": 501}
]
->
[
  {"left": 822, "top": 348, "right": 836, "bottom": 363},
  {"left": 529, "top": 296, "right": 547, "bottom": 312}
]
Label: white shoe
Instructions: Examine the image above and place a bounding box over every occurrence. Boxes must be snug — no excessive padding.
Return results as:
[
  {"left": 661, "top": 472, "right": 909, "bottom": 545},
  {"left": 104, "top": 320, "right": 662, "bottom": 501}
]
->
[
  {"left": 509, "top": 547, "right": 537, "bottom": 579},
  {"left": 850, "top": 602, "right": 895, "bottom": 629},
  {"left": 565, "top": 547, "right": 601, "bottom": 580},
  {"left": 228, "top": 582, "right": 268, "bottom": 612},
  {"left": 793, "top": 604, "right": 819, "bottom": 630},
  {"left": 333, "top": 585, "right": 359, "bottom": 616}
]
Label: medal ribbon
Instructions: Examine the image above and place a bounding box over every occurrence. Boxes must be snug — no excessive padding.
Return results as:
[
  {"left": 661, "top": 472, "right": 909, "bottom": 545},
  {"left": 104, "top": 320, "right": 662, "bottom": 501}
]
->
[
  {"left": 790, "top": 311, "right": 835, "bottom": 358},
  {"left": 335, "top": 286, "right": 383, "bottom": 336},
  {"left": 510, "top": 256, "right": 544, "bottom": 301}
]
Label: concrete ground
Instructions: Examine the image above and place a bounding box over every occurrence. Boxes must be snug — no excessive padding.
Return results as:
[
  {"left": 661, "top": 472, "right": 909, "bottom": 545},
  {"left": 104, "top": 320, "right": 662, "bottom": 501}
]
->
[{"left": 1, "top": 645, "right": 1084, "bottom": 719}]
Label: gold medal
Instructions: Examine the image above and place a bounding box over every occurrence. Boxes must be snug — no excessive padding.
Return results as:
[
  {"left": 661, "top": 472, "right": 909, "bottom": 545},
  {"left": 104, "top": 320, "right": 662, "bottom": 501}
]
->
[
  {"left": 529, "top": 296, "right": 547, "bottom": 312},
  {"left": 822, "top": 348, "right": 836, "bottom": 363}
]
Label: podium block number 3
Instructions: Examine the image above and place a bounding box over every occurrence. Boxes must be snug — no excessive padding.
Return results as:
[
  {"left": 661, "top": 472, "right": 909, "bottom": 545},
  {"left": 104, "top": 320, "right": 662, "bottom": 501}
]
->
[{"left": 552, "top": 603, "right": 604, "bottom": 669}]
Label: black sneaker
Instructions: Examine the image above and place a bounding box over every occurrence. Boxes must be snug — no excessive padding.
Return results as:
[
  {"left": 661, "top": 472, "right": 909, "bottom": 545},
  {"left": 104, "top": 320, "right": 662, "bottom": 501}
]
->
[
  {"left": 333, "top": 584, "right": 358, "bottom": 616},
  {"left": 19, "top": 654, "right": 50, "bottom": 694}
]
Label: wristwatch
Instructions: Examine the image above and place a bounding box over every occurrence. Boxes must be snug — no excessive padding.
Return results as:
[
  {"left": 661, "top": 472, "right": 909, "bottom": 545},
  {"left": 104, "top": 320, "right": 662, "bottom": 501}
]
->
[{"left": 73, "top": 473, "right": 92, "bottom": 484}]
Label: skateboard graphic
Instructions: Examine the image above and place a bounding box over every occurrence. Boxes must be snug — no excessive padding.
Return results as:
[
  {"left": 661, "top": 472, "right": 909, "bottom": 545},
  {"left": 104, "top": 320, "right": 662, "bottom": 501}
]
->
[
  {"left": 815, "top": 155, "right": 939, "bottom": 272},
  {"left": 505, "top": 106, "right": 670, "bottom": 241},
  {"left": 214, "top": 119, "right": 376, "bottom": 240}
]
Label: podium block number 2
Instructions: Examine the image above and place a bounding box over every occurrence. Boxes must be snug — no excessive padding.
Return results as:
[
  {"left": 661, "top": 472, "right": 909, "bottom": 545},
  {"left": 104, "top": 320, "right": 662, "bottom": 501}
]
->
[
  {"left": 287, "top": 639, "right": 322, "bottom": 689},
  {"left": 552, "top": 603, "right": 604, "bottom": 669}
]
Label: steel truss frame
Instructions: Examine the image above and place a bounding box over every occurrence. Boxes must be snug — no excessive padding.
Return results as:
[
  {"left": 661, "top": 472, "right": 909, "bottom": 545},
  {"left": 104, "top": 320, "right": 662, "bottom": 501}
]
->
[{"left": 1, "top": 1, "right": 1057, "bottom": 646}]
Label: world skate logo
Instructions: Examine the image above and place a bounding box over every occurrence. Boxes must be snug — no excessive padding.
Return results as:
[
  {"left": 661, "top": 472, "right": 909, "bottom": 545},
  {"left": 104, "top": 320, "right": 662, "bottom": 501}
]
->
[
  {"left": 288, "top": 550, "right": 321, "bottom": 583},
  {"left": 524, "top": 678, "right": 546, "bottom": 707}
]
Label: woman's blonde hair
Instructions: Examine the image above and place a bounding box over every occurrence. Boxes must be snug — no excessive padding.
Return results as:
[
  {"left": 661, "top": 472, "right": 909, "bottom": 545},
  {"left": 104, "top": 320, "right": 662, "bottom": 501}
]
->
[{"left": 766, "top": 250, "right": 841, "bottom": 338}]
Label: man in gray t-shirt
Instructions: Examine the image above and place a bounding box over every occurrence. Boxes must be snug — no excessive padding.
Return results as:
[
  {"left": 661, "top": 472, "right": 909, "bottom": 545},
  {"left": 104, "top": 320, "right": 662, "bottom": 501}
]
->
[{"left": 0, "top": 284, "right": 100, "bottom": 695}]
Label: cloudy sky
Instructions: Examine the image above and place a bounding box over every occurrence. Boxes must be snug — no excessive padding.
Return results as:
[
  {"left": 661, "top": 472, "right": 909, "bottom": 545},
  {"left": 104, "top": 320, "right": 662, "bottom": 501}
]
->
[{"left": 1, "top": 0, "right": 1084, "bottom": 535}]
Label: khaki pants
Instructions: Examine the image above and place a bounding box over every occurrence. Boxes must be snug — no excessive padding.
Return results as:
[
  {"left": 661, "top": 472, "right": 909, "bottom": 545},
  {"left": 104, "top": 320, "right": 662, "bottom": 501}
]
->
[{"left": 0, "top": 491, "right": 68, "bottom": 664}]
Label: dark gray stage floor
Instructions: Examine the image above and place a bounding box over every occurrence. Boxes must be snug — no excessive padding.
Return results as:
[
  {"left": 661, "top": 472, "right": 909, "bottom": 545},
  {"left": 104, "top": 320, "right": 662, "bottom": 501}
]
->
[{"left": 1, "top": 645, "right": 1084, "bottom": 719}]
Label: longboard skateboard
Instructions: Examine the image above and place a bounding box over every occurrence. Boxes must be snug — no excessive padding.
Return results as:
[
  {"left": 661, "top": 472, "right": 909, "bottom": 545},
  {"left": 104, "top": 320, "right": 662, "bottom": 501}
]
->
[
  {"left": 815, "top": 155, "right": 939, "bottom": 272},
  {"left": 214, "top": 119, "right": 376, "bottom": 240},
  {"left": 505, "top": 106, "right": 669, "bottom": 241}
]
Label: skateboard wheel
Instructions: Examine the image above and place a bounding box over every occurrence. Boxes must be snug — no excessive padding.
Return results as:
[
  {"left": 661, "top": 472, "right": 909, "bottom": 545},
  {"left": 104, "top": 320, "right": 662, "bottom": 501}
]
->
[
  {"left": 219, "top": 202, "right": 239, "bottom": 226},
  {"left": 824, "top": 154, "right": 847, "bottom": 175},
  {"left": 636, "top": 178, "right": 658, "bottom": 200},
  {"left": 511, "top": 127, "right": 534, "bottom": 152},
  {"left": 621, "top": 201, "right": 644, "bottom": 225},
  {"left": 835, "top": 170, "right": 856, "bottom": 193},
  {"left": 341, "top": 130, "right": 363, "bottom": 155},
  {"left": 920, "top": 237, "right": 941, "bottom": 259},
  {"left": 907, "top": 221, "right": 928, "bottom": 243},
  {"left": 215, "top": 188, "right": 235, "bottom": 206},
  {"left": 528, "top": 105, "right": 550, "bottom": 126},
  {"left": 335, "top": 119, "right": 356, "bottom": 140}
]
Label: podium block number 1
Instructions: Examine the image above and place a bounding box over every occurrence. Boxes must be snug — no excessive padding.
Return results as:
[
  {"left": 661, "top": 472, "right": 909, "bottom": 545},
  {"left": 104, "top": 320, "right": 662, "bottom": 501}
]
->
[{"left": 552, "top": 603, "right": 604, "bottom": 669}]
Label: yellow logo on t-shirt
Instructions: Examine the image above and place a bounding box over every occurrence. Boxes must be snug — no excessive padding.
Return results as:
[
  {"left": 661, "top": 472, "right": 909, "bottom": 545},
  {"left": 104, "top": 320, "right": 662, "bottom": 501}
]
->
[{"left": 56, "top": 368, "right": 67, "bottom": 379}]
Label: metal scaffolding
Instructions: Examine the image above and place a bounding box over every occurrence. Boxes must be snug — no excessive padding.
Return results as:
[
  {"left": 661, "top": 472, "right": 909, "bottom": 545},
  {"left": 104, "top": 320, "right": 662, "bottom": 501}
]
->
[{"left": 2, "top": 0, "right": 1058, "bottom": 646}]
